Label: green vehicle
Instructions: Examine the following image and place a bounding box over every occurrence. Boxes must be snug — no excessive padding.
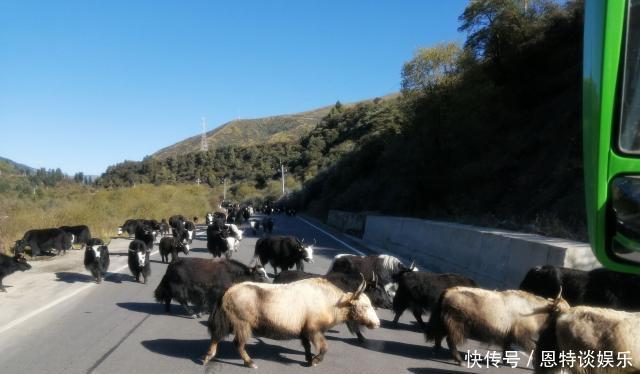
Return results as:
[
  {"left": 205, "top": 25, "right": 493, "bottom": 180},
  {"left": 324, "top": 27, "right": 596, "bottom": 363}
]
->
[{"left": 584, "top": 0, "right": 640, "bottom": 272}]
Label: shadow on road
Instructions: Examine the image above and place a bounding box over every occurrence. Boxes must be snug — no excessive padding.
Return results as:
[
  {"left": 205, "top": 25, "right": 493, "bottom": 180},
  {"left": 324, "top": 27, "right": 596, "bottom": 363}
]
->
[
  {"left": 408, "top": 368, "right": 476, "bottom": 374},
  {"left": 381, "top": 318, "right": 423, "bottom": 334},
  {"left": 116, "top": 302, "right": 194, "bottom": 319},
  {"left": 325, "top": 334, "right": 436, "bottom": 361},
  {"left": 55, "top": 271, "right": 123, "bottom": 284},
  {"left": 141, "top": 337, "right": 305, "bottom": 366}
]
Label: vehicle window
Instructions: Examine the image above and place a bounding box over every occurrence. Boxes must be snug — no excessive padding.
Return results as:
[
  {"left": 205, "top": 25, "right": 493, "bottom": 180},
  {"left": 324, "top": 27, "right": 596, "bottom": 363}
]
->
[{"left": 619, "top": 0, "right": 640, "bottom": 153}]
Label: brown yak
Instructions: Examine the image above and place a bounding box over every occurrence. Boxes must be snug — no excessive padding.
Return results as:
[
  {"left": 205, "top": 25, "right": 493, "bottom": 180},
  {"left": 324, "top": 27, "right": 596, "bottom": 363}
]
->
[
  {"left": 426, "top": 286, "right": 568, "bottom": 364},
  {"left": 203, "top": 276, "right": 380, "bottom": 368}
]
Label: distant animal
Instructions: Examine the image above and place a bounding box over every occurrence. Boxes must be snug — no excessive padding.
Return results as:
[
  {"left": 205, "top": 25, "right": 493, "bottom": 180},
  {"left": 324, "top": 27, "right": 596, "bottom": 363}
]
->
[
  {"left": 203, "top": 276, "right": 380, "bottom": 368},
  {"left": 14, "top": 228, "right": 73, "bottom": 256},
  {"left": 251, "top": 235, "right": 314, "bottom": 275},
  {"left": 169, "top": 215, "right": 185, "bottom": 231},
  {"left": 249, "top": 220, "right": 261, "bottom": 235},
  {"left": 328, "top": 254, "right": 416, "bottom": 298},
  {"left": 128, "top": 240, "right": 150, "bottom": 283},
  {"left": 426, "top": 287, "right": 567, "bottom": 365},
  {"left": 520, "top": 265, "right": 640, "bottom": 311},
  {"left": 184, "top": 221, "right": 196, "bottom": 243},
  {"left": 533, "top": 301, "right": 640, "bottom": 374},
  {"left": 58, "top": 225, "right": 92, "bottom": 248},
  {"left": 84, "top": 243, "right": 110, "bottom": 283},
  {"left": 0, "top": 253, "right": 31, "bottom": 292},
  {"left": 193, "top": 216, "right": 198, "bottom": 224},
  {"left": 154, "top": 258, "right": 269, "bottom": 318},
  {"left": 159, "top": 237, "right": 189, "bottom": 263},
  {"left": 274, "top": 270, "right": 392, "bottom": 342},
  {"left": 242, "top": 208, "right": 250, "bottom": 222},
  {"left": 391, "top": 271, "right": 477, "bottom": 331},
  {"left": 134, "top": 226, "right": 155, "bottom": 251},
  {"left": 119, "top": 219, "right": 143, "bottom": 236},
  {"left": 159, "top": 222, "right": 170, "bottom": 236},
  {"left": 262, "top": 217, "right": 274, "bottom": 234}
]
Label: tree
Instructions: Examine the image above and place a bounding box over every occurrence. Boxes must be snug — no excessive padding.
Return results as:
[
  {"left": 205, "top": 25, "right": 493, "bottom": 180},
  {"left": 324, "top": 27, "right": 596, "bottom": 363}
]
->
[{"left": 401, "top": 42, "right": 462, "bottom": 93}]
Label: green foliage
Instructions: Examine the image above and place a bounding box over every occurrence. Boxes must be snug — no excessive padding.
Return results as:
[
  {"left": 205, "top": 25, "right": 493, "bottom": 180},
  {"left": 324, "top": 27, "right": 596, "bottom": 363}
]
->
[{"left": 401, "top": 42, "right": 462, "bottom": 93}]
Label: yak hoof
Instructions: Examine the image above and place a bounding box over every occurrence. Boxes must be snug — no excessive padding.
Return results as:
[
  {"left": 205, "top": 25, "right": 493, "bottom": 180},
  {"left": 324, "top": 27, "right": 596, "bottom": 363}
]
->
[
  {"left": 245, "top": 361, "right": 258, "bottom": 369},
  {"left": 191, "top": 314, "right": 198, "bottom": 319}
]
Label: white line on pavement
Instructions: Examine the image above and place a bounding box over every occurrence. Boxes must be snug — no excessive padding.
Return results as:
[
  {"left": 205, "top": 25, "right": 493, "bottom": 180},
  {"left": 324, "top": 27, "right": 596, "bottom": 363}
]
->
[
  {"left": 0, "top": 250, "right": 159, "bottom": 335},
  {"left": 296, "top": 216, "right": 366, "bottom": 256}
]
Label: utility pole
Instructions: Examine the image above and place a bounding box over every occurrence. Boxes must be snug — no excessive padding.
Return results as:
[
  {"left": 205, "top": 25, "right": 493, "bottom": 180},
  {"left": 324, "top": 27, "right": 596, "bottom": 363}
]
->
[
  {"left": 279, "top": 160, "right": 286, "bottom": 197},
  {"left": 221, "top": 177, "right": 227, "bottom": 201}
]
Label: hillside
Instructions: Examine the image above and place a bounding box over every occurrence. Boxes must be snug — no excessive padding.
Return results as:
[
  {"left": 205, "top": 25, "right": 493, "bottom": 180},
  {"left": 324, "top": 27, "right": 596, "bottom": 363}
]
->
[
  {"left": 0, "top": 157, "right": 33, "bottom": 173},
  {"left": 153, "top": 107, "right": 331, "bottom": 159},
  {"left": 152, "top": 94, "right": 399, "bottom": 159}
]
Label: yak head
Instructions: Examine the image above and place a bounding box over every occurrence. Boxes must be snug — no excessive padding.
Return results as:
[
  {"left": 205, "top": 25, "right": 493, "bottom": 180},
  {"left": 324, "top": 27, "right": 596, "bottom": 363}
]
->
[
  {"left": 343, "top": 274, "right": 380, "bottom": 329},
  {"left": 296, "top": 238, "right": 314, "bottom": 263},
  {"left": 248, "top": 264, "right": 270, "bottom": 282},
  {"left": 12, "top": 240, "right": 26, "bottom": 255},
  {"left": 177, "top": 240, "right": 190, "bottom": 255},
  {"left": 366, "top": 273, "right": 393, "bottom": 309},
  {"left": 13, "top": 253, "right": 32, "bottom": 271}
]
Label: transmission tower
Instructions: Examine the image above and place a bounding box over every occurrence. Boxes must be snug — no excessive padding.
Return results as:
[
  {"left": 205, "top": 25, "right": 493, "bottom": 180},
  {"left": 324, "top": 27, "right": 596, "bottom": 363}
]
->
[{"left": 200, "top": 117, "right": 208, "bottom": 152}]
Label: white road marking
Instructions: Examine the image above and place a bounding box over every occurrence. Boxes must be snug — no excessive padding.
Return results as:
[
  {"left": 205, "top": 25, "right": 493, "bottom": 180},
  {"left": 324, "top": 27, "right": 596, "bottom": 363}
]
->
[
  {"left": 0, "top": 249, "right": 159, "bottom": 335},
  {"left": 296, "top": 217, "right": 365, "bottom": 256}
]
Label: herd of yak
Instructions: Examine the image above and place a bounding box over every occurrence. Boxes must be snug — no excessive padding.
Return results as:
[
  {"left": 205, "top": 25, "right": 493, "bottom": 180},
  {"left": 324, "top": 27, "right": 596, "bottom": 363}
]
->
[{"left": 1, "top": 206, "right": 640, "bottom": 372}]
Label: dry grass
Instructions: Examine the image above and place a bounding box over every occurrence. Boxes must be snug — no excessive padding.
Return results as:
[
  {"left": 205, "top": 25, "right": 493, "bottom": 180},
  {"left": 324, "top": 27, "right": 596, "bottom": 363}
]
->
[{"left": 0, "top": 184, "right": 216, "bottom": 254}]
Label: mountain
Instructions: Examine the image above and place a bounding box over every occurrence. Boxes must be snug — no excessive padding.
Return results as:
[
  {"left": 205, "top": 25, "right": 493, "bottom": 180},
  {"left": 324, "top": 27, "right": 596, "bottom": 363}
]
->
[
  {"left": 0, "top": 157, "right": 34, "bottom": 173},
  {"left": 152, "top": 94, "right": 398, "bottom": 159}
]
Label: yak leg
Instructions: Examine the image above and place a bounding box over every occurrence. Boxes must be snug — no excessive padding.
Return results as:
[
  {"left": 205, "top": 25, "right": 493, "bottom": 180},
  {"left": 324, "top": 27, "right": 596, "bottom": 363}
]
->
[
  {"left": 300, "top": 333, "right": 313, "bottom": 365},
  {"left": 202, "top": 338, "right": 218, "bottom": 365},
  {"left": 446, "top": 335, "right": 463, "bottom": 365},
  {"left": 392, "top": 311, "right": 402, "bottom": 325},
  {"left": 412, "top": 309, "right": 427, "bottom": 332},
  {"left": 0, "top": 278, "right": 5, "bottom": 292},
  {"left": 309, "top": 332, "right": 328, "bottom": 366},
  {"left": 234, "top": 337, "right": 257, "bottom": 369},
  {"left": 179, "top": 301, "right": 196, "bottom": 318}
]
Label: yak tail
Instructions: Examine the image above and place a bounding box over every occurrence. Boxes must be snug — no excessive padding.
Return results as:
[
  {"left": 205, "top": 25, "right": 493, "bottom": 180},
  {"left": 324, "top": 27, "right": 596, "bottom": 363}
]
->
[
  {"left": 532, "top": 312, "right": 560, "bottom": 372},
  {"left": 154, "top": 272, "right": 171, "bottom": 303},
  {"left": 208, "top": 297, "right": 232, "bottom": 341},
  {"left": 425, "top": 291, "right": 447, "bottom": 342}
]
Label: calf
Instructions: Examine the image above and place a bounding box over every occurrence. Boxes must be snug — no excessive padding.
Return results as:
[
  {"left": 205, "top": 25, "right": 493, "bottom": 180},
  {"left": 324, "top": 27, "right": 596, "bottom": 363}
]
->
[
  {"left": 392, "top": 271, "right": 477, "bottom": 331},
  {"left": 184, "top": 221, "right": 196, "bottom": 243},
  {"left": 14, "top": 228, "right": 73, "bottom": 256},
  {"left": 520, "top": 265, "right": 640, "bottom": 311},
  {"left": 154, "top": 258, "right": 268, "bottom": 318},
  {"left": 0, "top": 253, "right": 31, "bottom": 292},
  {"left": 59, "top": 225, "right": 91, "bottom": 248},
  {"left": 534, "top": 302, "right": 640, "bottom": 373},
  {"left": 159, "top": 237, "right": 189, "bottom": 263},
  {"left": 251, "top": 235, "right": 313, "bottom": 275},
  {"left": 84, "top": 243, "right": 110, "bottom": 283},
  {"left": 426, "top": 287, "right": 567, "bottom": 364},
  {"left": 328, "top": 254, "right": 416, "bottom": 298},
  {"left": 274, "top": 270, "right": 392, "bottom": 342},
  {"left": 128, "top": 240, "right": 150, "bottom": 283},
  {"left": 203, "top": 277, "right": 380, "bottom": 368}
]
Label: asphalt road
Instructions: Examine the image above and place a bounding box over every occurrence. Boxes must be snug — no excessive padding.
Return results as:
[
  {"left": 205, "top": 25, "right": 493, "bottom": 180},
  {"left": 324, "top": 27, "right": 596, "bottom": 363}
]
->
[{"left": 0, "top": 215, "right": 535, "bottom": 374}]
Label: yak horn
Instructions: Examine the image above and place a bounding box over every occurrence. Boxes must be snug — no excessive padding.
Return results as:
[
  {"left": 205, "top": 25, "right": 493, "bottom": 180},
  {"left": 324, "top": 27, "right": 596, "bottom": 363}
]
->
[
  {"left": 354, "top": 273, "right": 367, "bottom": 298},
  {"left": 408, "top": 260, "right": 415, "bottom": 270}
]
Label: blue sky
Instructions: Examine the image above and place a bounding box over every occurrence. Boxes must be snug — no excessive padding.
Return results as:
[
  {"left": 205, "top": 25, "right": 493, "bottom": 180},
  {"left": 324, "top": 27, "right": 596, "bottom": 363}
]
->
[{"left": 0, "top": 0, "right": 468, "bottom": 175}]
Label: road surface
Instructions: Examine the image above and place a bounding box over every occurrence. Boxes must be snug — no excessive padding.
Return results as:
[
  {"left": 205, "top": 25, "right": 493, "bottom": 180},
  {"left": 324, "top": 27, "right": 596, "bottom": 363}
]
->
[{"left": 0, "top": 215, "right": 535, "bottom": 373}]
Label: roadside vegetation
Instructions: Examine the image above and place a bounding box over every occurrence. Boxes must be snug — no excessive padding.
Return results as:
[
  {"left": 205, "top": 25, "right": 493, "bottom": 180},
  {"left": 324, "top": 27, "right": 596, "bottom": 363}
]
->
[{"left": 0, "top": 161, "right": 215, "bottom": 254}]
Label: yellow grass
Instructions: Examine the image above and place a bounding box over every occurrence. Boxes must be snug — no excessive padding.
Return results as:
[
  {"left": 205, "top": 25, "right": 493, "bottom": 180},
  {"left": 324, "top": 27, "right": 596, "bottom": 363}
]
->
[{"left": 0, "top": 184, "right": 217, "bottom": 254}]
